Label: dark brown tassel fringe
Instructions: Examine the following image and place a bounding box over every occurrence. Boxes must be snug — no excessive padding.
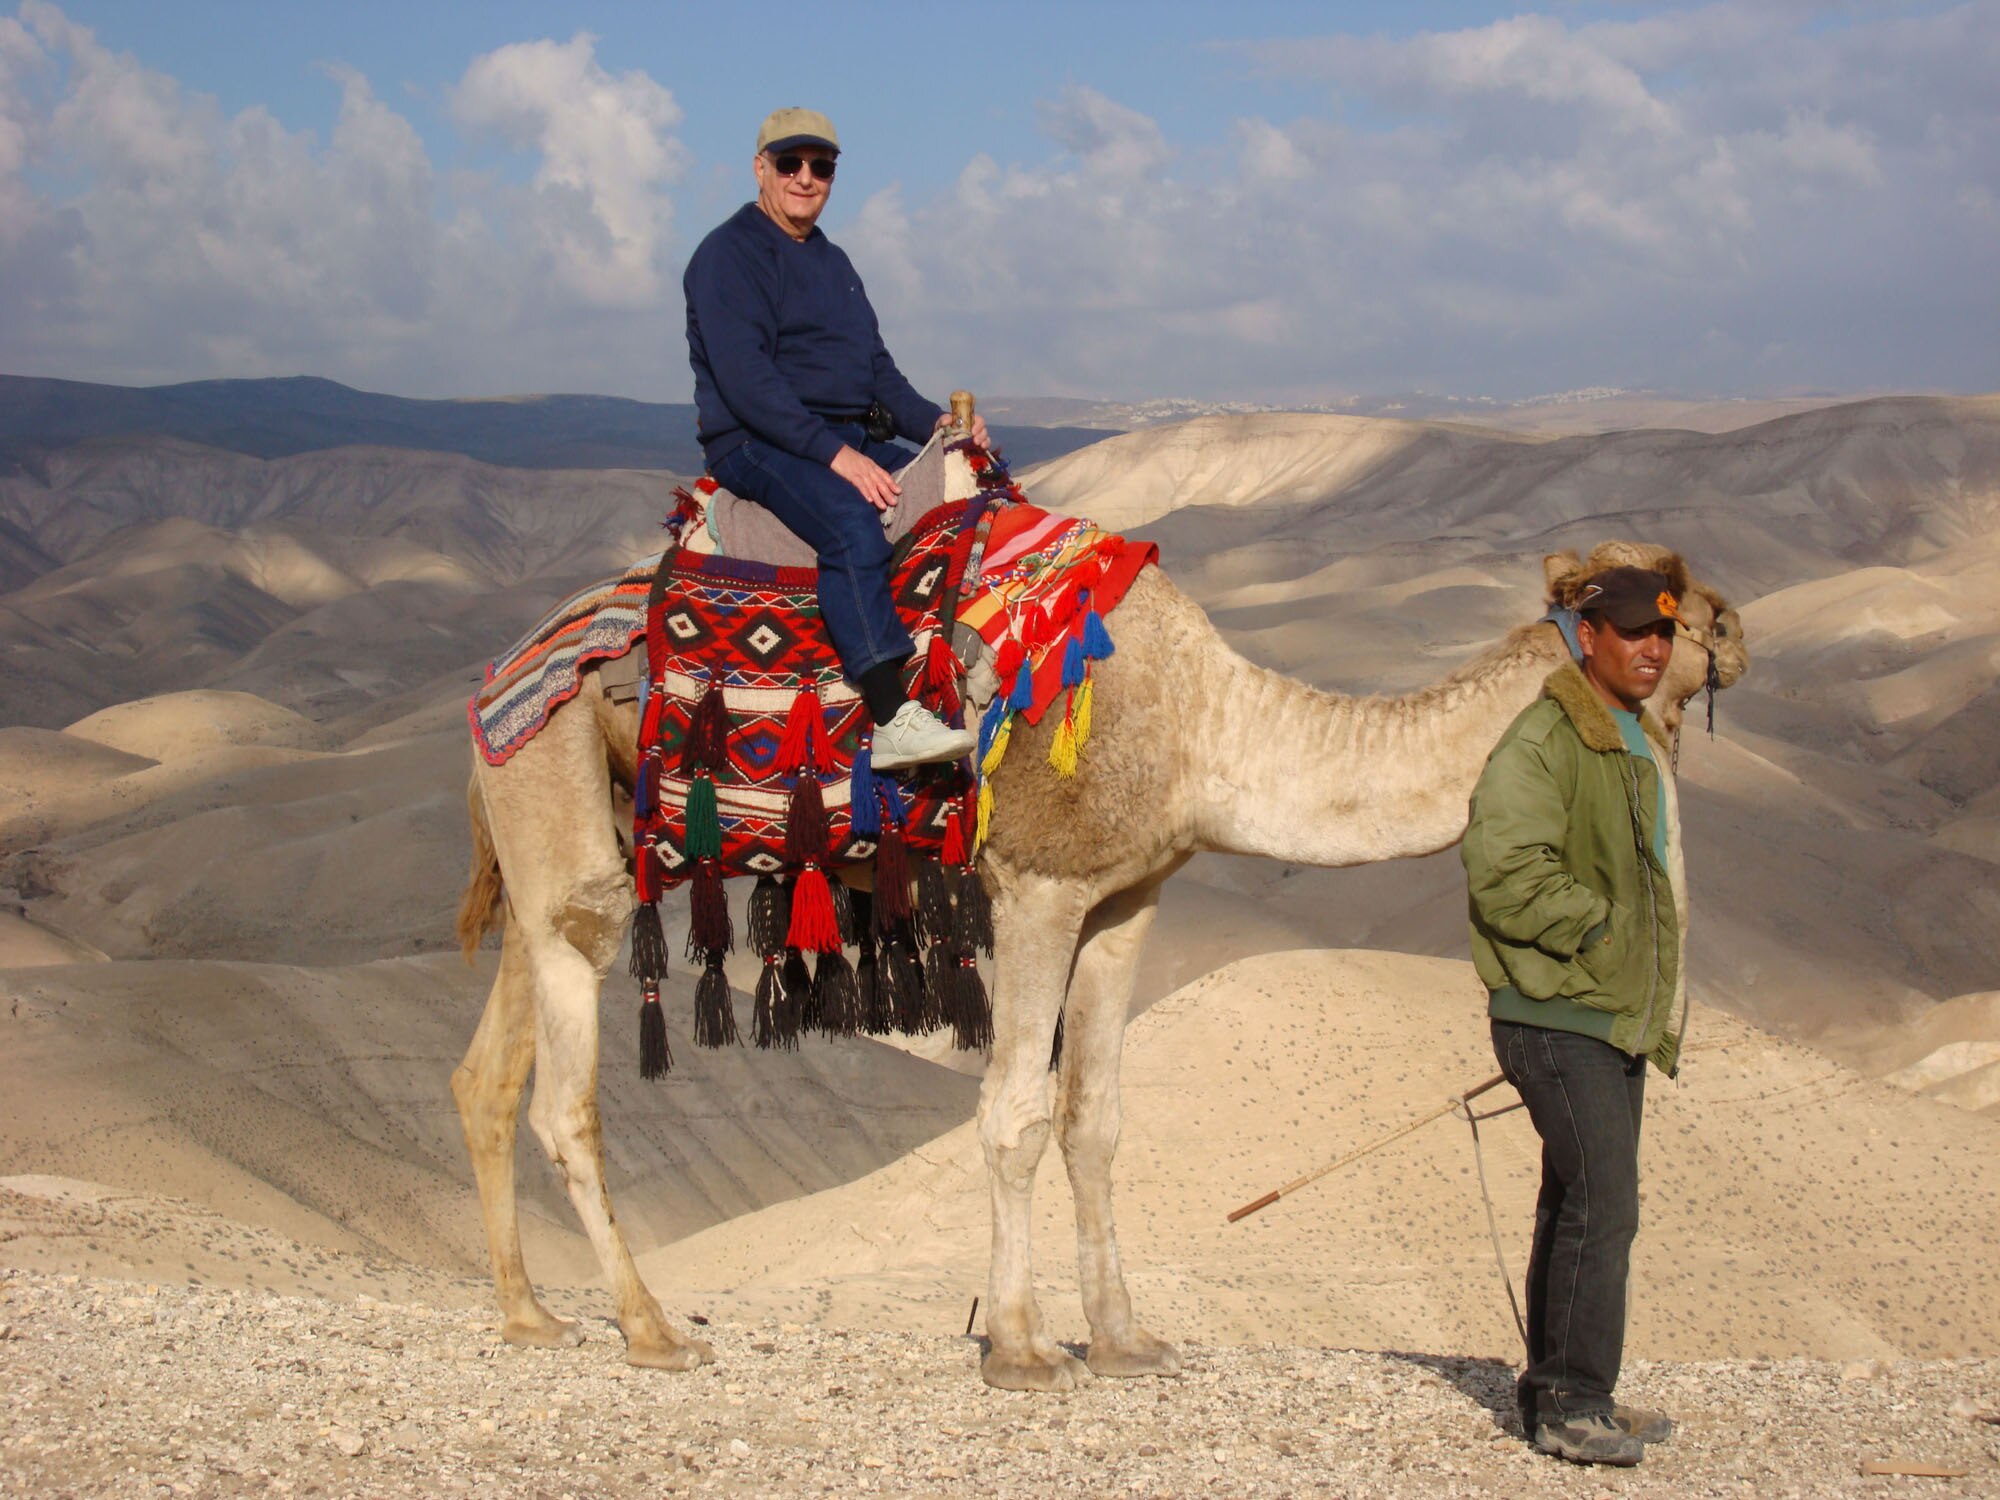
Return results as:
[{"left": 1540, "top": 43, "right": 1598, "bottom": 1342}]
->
[
  {"left": 683, "top": 672, "right": 729, "bottom": 774},
  {"left": 694, "top": 952, "right": 736, "bottom": 1048},
  {"left": 785, "top": 776, "right": 830, "bottom": 867},
  {"left": 753, "top": 957, "right": 786, "bottom": 1050},
  {"left": 629, "top": 901, "right": 668, "bottom": 983},
  {"left": 956, "top": 866, "right": 995, "bottom": 956},
  {"left": 780, "top": 950, "right": 811, "bottom": 1042},
  {"left": 883, "top": 933, "right": 928, "bottom": 1034},
  {"left": 914, "top": 858, "right": 952, "bottom": 948},
  {"left": 688, "top": 858, "right": 733, "bottom": 957},
  {"left": 924, "top": 938, "right": 952, "bottom": 1025},
  {"left": 830, "top": 878, "right": 856, "bottom": 946},
  {"left": 748, "top": 874, "right": 787, "bottom": 958},
  {"left": 639, "top": 991, "right": 672, "bottom": 1079},
  {"left": 813, "top": 949, "right": 860, "bottom": 1037},
  {"left": 857, "top": 944, "right": 887, "bottom": 1034},
  {"left": 950, "top": 957, "right": 993, "bottom": 1053},
  {"left": 874, "top": 825, "right": 912, "bottom": 932}
]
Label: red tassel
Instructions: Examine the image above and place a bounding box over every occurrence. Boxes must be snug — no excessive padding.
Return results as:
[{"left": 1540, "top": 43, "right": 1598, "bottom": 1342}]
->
[
  {"left": 775, "top": 687, "right": 821, "bottom": 774},
  {"left": 785, "top": 776, "right": 829, "bottom": 867},
  {"left": 639, "top": 687, "right": 666, "bottom": 751},
  {"left": 942, "top": 804, "right": 967, "bottom": 867},
  {"left": 994, "top": 636, "right": 1025, "bottom": 684},
  {"left": 924, "top": 635, "right": 958, "bottom": 693},
  {"left": 634, "top": 840, "right": 662, "bottom": 903},
  {"left": 786, "top": 863, "right": 842, "bottom": 953}
]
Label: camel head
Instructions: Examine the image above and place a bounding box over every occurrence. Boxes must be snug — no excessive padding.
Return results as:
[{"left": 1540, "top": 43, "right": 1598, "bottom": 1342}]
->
[{"left": 1543, "top": 543, "right": 1750, "bottom": 734}]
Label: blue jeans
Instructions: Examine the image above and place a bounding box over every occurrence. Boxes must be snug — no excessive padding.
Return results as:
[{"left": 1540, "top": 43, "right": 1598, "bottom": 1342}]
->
[
  {"left": 710, "top": 426, "right": 916, "bottom": 682},
  {"left": 1491, "top": 1019, "right": 1646, "bottom": 1430}
]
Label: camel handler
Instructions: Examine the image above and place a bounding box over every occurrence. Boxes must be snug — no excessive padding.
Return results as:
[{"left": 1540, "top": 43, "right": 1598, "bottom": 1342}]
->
[
  {"left": 1461, "top": 564, "right": 1689, "bottom": 1468},
  {"left": 683, "top": 106, "right": 988, "bottom": 771}
]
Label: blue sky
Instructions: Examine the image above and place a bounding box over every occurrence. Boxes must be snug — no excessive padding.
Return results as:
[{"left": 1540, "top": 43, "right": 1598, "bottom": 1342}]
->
[{"left": 3, "top": 1, "right": 1995, "bottom": 404}]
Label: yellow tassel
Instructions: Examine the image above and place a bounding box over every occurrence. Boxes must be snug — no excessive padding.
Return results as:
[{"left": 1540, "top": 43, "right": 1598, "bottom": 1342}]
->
[
  {"left": 1073, "top": 675, "right": 1093, "bottom": 752},
  {"left": 976, "top": 779, "right": 995, "bottom": 848},
  {"left": 1048, "top": 702, "right": 1079, "bottom": 778},
  {"left": 980, "top": 719, "right": 1012, "bottom": 778}
]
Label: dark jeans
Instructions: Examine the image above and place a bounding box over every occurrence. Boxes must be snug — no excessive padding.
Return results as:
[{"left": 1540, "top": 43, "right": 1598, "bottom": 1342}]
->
[
  {"left": 710, "top": 424, "right": 916, "bottom": 681},
  {"left": 1491, "top": 1019, "right": 1646, "bottom": 1429}
]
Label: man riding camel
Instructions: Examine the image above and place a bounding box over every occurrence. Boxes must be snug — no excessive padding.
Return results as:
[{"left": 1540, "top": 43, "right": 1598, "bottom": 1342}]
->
[{"left": 683, "top": 106, "right": 988, "bottom": 770}]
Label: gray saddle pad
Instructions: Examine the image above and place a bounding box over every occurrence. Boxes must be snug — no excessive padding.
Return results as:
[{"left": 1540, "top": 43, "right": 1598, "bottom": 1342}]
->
[{"left": 708, "top": 434, "right": 947, "bottom": 568}]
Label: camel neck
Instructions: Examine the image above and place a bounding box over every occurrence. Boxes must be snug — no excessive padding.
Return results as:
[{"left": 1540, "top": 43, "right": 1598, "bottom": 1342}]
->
[{"left": 1186, "top": 621, "right": 1570, "bottom": 865}]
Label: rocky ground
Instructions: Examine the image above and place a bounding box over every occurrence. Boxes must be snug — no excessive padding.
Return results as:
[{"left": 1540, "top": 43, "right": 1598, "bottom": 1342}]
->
[{"left": 3, "top": 1267, "right": 1995, "bottom": 1499}]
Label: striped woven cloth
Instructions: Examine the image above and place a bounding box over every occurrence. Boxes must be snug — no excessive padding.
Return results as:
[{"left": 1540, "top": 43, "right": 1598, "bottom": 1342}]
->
[
  {"left": 470, "top": 552, "right": 661, "bottom": 766},
  {"left": 958, "top": 502, "right": 1156, "bottom": 726}
]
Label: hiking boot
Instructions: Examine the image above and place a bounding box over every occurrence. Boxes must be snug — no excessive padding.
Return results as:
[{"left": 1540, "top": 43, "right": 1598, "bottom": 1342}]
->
[
  {"left": 869, "top": 701, "right": 976, "bottom": 771},
  {"left": 1534, "top": 1413, "right": 1644, "bottom": 1466},
  {"left": 1614, "top": 1404, "right": 1675, "bottom": 1443}
]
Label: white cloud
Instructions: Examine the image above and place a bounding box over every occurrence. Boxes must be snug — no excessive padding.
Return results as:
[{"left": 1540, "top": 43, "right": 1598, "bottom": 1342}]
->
[
  {"left": 449, "top": 33, "right": 685, "bottom": 305},
  {"left": 0, "top": 7, "right": 693, "bottom": 395},
  {"left": 0, "top": 4, "right": 1994, "bottom": 405},
  {"left": 855, "top": 6, "right": 2000, "bottom": 400}
]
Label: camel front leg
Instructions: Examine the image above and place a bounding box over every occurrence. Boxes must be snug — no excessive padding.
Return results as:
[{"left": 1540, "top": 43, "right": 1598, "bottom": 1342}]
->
[
  {"left": 979, "top": 873, "right": 1089, "bottom": 1392},
  {"left": 525, "top": 927, "right": 714, "bottom": 1371},
  {"left": 451, "top": 923, "right": 580, "bottom": 1349},
  {"left": 1058, "top": 878, "right": 1180, "bottom": 1379}
]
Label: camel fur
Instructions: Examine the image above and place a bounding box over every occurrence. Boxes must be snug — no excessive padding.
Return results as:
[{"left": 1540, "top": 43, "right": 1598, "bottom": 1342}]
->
[{"left": 453, "top": 535, "right": 1748, "bottom": 1386}]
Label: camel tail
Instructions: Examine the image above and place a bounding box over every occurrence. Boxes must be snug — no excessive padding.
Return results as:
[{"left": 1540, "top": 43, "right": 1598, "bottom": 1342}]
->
[{"left": 456, "top": 773, "right": 506, "bottom": 963}]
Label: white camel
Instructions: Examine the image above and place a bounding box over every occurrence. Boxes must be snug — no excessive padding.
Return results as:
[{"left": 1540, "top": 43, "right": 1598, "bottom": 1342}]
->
[{"left": 453, "top": 521, "right": 1747, "bottom": 1389}]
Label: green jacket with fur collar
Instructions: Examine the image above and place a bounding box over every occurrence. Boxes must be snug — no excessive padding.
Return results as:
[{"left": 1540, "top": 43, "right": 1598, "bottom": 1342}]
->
[{"left": 1462, "top": 661, "right": 1688, "bottom": 1073}]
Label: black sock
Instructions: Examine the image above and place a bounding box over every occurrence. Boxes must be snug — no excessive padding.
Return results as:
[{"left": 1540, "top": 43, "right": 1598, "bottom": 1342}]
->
[{"left": 858, "top": 661, "right": 908, "bottom": 727}]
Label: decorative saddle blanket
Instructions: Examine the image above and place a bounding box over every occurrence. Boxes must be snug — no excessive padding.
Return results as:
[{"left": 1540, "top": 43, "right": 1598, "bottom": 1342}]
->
[{"left": 467, "top": 446, "right": 1156, "bottom": 1073}]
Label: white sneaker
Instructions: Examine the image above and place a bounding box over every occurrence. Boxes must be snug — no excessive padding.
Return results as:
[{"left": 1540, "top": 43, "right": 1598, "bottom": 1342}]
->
[{"left": 870, "top": 700, "right": 975, "bottom": 771}]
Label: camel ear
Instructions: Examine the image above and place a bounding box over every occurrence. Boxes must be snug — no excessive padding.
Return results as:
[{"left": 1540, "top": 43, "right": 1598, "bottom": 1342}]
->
[
  {"left": 1654, "top": 551, "right": 1691, "bottom": 598},
  {"left": 1543, "top": 551, "right": 1583, "bottom": 601}
]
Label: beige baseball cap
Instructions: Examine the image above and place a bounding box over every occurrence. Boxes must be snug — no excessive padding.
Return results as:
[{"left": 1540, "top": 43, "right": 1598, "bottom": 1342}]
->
[{"left": 756, "top": 107, "right": 840, "bottom": 156}]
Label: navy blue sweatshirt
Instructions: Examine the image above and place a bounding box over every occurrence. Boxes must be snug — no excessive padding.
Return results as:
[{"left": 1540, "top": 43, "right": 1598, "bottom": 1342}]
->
[{"left": 684, "top": 203, "right": 942, "bottom": 467}]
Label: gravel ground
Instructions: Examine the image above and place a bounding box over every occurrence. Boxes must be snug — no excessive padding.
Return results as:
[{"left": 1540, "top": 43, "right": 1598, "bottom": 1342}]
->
[{"left": 3, "top": 1268, "right": 1995, "bottom": 1498}]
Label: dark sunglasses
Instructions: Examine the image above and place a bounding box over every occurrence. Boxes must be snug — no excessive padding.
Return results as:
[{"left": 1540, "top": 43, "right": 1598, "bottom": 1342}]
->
[{"left": 769, "top": 152, "right": 836, "bottom": 182}]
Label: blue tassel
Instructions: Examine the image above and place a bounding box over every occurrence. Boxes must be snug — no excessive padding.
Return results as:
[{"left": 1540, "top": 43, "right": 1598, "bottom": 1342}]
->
[
  {"left": 977, "top": 697, "right": 1008, "bottom": 763},
  {"left": 1061, "top": 635, "right": 1085, "bottom": 688},
  {"left": 879, "top": 775, "right": 909, "bottom": 826},
  {"left": 1082, "top": 605, "right": 1115, "bottom": 660},
  {"left": 634, "top": 750, "right": 657, "bottom": 822},
  {"left": 849, "top": 744, "right": 882, "bottom": 838},
  {"left": 1008, "top": 660, "right": 1035, "bottom": 711}
]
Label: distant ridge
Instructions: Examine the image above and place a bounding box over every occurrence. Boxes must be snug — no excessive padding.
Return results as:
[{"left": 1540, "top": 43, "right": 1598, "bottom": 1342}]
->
[{"left": 0, "top": 374, "right": 1105, "bottom": 474}]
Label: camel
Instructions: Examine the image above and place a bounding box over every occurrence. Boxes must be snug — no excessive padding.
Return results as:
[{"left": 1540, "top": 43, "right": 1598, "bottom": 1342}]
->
[{"left": 453, "top": 525, "right": 1748, "bottom": 1388}]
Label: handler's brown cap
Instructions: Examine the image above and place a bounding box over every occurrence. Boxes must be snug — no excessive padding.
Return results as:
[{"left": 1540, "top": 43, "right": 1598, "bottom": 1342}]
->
[
  {"left": 757, "top": 107, "right": 840, "bottom": 156},
  {"left": 1577, "top": 566, "right": 1681, "bottom": 629}
]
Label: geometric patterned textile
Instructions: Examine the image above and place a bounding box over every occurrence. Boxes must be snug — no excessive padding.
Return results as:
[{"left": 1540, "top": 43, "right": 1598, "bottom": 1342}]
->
[
  {"left": 634, "top": 495, "right": 982, "bottom": 890},
  {"left": 469, "top": 550, "right": 663, "bottom": 767}
]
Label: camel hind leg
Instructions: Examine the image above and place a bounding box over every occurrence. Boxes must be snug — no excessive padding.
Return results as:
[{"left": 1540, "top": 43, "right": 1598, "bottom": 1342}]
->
[
  {"left": 451, "top": 920, "right": 580, "bottom": 1349},
  {"left": 1056, "top": 877, "right": 1180, "bottom": 1378},
  {"left": 519, "top": 893, "right": 713, "bottom": 1369},
  {"left": 468, "top": 700, "right": 710, "bottom": 1370}
]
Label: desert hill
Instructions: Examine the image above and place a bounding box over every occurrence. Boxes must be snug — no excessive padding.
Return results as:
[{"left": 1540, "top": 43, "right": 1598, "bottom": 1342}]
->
[
  {"left": 0, "top": 372, "right": 1105, "bottom": 488},
  {"left": 1028, "top": 395, "right": 2000, "bottom": 595},
  {"left": 0, "top": 952, "right": 979, "bottom": 1281},
  {"left": 0, "top": 387, "right": 1993, "bottom": 1463}
]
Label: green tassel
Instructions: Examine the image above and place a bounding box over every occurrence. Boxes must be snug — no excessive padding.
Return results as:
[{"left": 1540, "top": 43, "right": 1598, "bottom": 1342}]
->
[{"left": 685, "top": 772, "right": 722, "bottom": 860}]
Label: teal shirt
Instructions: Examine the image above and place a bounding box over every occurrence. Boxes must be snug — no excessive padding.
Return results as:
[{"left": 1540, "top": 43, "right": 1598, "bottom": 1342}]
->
[{"left": 1610, "top": 707, "right": 1668, "bottom": 869}]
